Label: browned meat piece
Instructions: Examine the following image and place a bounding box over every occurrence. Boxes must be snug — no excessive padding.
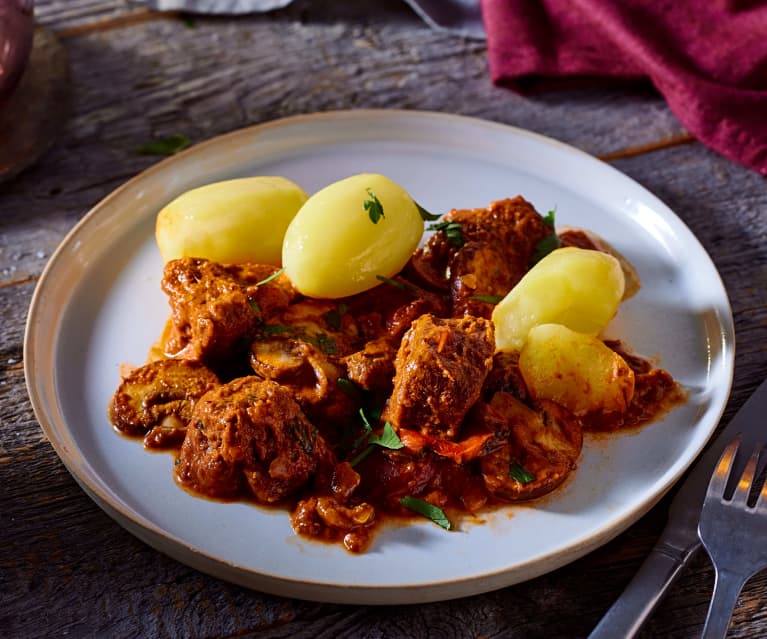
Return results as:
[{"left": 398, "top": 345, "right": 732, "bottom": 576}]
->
[
  {"left": 357, "top": 447, "right": 487, "bottom": 514},
  {"left": 408, "top": 197, "right": 553, "bottom": 317},
  {"left": 480, "top": 392, "right": 583, "bottom": 501},
  {"left": 344, "top": 276, "right": 449, "bottom": 342},
  {"left": 161, "top": 258, "right": 296, "bottom": 366},
  {"left": 343, "top": 337, "right": 396, "bottom": 393},
  {"left": 482, "top": 350, "right": 531, "bottom": 404},
  {"left": 384, "top": 314, "right": 495, "bottom": 440},
  {"left": 176, "top": 377, "right": 335, "bottom": 502},
  {"left": 249, "top": 337, "right": 357, "bottom": 437},
  {"left": 108, "top": 359, "right": 219, "bottom": 447}
]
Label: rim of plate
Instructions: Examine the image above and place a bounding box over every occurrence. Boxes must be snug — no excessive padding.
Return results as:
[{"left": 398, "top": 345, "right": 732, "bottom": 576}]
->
[{"left": 24, "top": 109, "right": 735, "bottom": 604}]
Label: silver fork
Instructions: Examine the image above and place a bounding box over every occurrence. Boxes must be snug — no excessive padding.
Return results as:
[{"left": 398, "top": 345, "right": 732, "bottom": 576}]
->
[{"left": 697, "top": 436, "right": 767, "bottom": 639}]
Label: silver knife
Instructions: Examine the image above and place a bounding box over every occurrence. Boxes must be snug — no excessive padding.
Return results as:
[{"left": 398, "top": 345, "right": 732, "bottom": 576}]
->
[{"left": 588, "top": 377, "right": 767, "bottom": 638}]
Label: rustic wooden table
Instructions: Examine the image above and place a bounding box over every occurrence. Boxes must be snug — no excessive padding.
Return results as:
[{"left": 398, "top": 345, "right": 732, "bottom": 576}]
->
[{"left": 2, "top": 2, "right": 767, "bottom": 637}]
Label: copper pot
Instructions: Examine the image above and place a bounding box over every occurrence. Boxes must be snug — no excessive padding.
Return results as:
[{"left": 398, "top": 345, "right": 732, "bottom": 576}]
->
[{"left": 0, "top": 0, "right": 34, "bottom": 103}]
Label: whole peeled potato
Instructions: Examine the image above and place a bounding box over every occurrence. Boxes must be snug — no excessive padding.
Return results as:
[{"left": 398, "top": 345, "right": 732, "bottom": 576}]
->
[
  {"left": 519, "top": 323, "right": 635, "bottom": 416},
  {"left": 155, "top": 176, "right": 308, "bottom": 265},
  {"left": 282, "top": 173, "right": 424, "bottom": 298},
  {"left": 492, "top": 246, "right": 625, "bottom": 352}
]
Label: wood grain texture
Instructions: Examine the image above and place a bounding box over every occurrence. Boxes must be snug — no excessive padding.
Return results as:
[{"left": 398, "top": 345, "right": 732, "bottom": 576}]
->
[{"left": 3, "top": 1, "right": 767, "bottom": 638}]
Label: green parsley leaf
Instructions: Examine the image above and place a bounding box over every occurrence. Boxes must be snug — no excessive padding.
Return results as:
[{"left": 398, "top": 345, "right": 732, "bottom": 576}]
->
[
  {"left": 364, "top": 189, "right": 385, "bottom": 224},
  {"left": 542, "top": 208, "right": 557, "bottom": 228},
  {"left": 136, "top": 134, "right": 192, "bottom": 156},
  {"left": 428, "top": 220, "right": 464, "bottom": 247},
  {"left": 247, "top": 297, "right": 262, "bottom": 315},
  {"left": 262, "top": 324, "right": 294, "bottom": 336},
  {"left": 469, "top": 294, "right": 504, "bottom": 304},
  {"left": 288, "top": 421, "right": 317, "bottom": 454},
  {"left": 324, "top": 305, "right": 346, "bottom": 330},
  {"left": 416, "top": 202, "right": 441, "bottom": 221},
  {"left": 399, "top": 496, "right": 452, "bottom": 530},
  {"left": 368, "top": 421, "right": 404, "bottom": 450},
  {"left": 255, "top": 267, "right": 284, "bottom": 287},
  {"left": 350, "top": 415, "right": 403, "bottom": 466},
  {"left": 531, "top": 234, "right": 562, "bottom": 264},
  {"left": 309, "top": 333, "right": 337, "bottom": 355},
  {"left": 337, "top": 377, "right": 363, "bottom": 403},
  {"left": 375, "top": 275, "right": 417, "bottom": 293},
  {"left": 509, "top": 462, "right": 536, "bottom": 484}
]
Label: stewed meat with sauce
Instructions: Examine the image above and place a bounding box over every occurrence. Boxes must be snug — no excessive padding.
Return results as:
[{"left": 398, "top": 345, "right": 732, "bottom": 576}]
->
[
  {"left": 161, "top": 258, "right": 295, "bottom": 367},
  {"left": 109, "top": 195, "right": 685, "bottom": 554},
  {"left": 384, "top": 314, "right": 495, "bottom": 440},
  {"left": 176, "top": 377, "right": 335, "bottom": 502},
  {"left": 408, "top": 196, "right": 554, "bottom": 317}
]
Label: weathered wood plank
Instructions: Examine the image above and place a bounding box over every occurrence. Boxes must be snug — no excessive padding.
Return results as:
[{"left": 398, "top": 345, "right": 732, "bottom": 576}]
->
[{"left": 3, "top": 2, "right": 687, "bottom": 285}]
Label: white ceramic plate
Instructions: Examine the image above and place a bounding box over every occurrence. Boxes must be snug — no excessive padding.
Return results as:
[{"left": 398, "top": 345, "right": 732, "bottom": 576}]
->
[{"left": 25, "top": 110, "right": 734, "bottom": 604}]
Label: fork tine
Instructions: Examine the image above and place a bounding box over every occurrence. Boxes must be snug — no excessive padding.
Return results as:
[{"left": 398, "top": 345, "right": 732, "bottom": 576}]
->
[
  {"left": 752, "top": 445, "right": 767, "bottom": 512},
  {"left": 731, "top": 444, "right": 762, "bottom": 505},
  {"left": 706, "top": 436, "right": 741, "bottom": 500}
]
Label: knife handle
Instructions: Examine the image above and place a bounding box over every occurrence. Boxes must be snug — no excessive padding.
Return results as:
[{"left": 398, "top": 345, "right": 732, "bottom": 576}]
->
[{"left": 588, "top": 537, "right": 699, "bottom": 639}]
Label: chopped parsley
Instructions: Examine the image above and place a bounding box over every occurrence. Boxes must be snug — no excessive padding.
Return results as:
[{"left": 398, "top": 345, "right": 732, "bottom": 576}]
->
[
  {"left": 255, "top": 267, "right": 284, "bottom": 287},
  {"left": 469, "top": 294, "right": 504, "bottom": 304},
  {"left": 350, "top": 412, "right": 403, "bottom": 467},
  {"left": 136, "top": 134, "right": 192, "bottom": 156},
  {"left": 261, "top": 324, "right": 294, "bottom": 336},
  {"left": 399, "top": 496, "right": 452, "bottom": 530},
  {"left": 288, "top": 421, "right": 317, "bottom": 454},
  {"left": 337, "top": 377, "right": 363, "bottom": 403},
  {"left": 247, "top": 297, "right": 262, "bottom": 316},
  {"left": 531, "top": 234, "right": 562, "bottom": 264},
  {"left": 364, "top": 189, "right": 385, "bottom": 224},
  {"left": 308, "top": 332, "right": 337, "bottom": 355},
  {"left": 416, "top": 202, "right": 441, "bottom": 221},
  {"left": 509, "top": 462, "right": 536, "bottom": 484},
  {"left": 531, "top": 209, "right": 561, "bottom": 264},
  {"left": 428, "top": 220, "right": 464, "bottom": 247},
  {"left": 323, "top": 304, "right": 347, "bottom": 330},
  {"left": 375, "top": 274, "right": 417, "bottom": 293}
]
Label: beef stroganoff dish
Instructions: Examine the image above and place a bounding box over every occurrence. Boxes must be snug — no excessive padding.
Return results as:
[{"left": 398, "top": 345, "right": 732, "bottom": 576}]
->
[{"left": 109, "top": 173, "right": 685, "bottom": 553}]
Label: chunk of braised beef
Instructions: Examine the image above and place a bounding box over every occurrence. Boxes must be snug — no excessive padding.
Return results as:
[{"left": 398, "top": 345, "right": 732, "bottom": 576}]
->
[
  {"left": 482, "top": 350, "right": 531, "bottom": 403},
  {"left": 343, "top": 337, "right": 396, "bottom": 394},
  {"left": 161, "top": 258, "right": 295, "bottom": 368},
  {"left": 384, "top": 314, "right": 495, "bottom": 440},
  {"left": 408, "top": 197, "right": 554, "bottom": 317},
  {"left": 176, "top": 377, "right": 335, "bottom": 503},
  {"left": 343, "top": 276, "right": 448, "bottom": 342}
]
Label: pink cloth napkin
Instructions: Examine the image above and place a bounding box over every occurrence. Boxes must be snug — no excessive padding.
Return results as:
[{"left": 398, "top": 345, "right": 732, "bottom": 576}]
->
[{"left": 481, "top": 0, "right": 767, "bottom": 176}]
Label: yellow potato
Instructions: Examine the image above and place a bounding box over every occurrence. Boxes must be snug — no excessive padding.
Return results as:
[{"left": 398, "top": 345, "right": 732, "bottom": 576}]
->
[
  {"left": 519, "top": 324, "right": 635, "bottom": 416},
  {"left": 155, "top": 176, "right": 308, "bottom": 265},
  {"left": 282, "top": 173, "right": 424, "bottom": 298},
  {"left": 492, "top": 246, "right": 625, "bottom": 352}
]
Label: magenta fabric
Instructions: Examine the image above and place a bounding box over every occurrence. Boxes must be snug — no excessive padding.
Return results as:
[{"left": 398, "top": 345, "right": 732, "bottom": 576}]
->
[{"left": 481, "top": 0, "right": 767, "bottom": 175}]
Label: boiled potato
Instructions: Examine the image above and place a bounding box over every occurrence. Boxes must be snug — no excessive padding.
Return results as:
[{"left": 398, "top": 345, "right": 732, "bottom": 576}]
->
[
  {"left": 492, "top": 246, "right": 625, "bottom": 352},
  {"left": 282, "top": 173, "right": 424, "bottom": 298},
  {"left": 155, "top": 176, "right": 308, "bottom": 265},
  {"left": 519, "top": 324, "right": 635, "bottom": 416}
]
